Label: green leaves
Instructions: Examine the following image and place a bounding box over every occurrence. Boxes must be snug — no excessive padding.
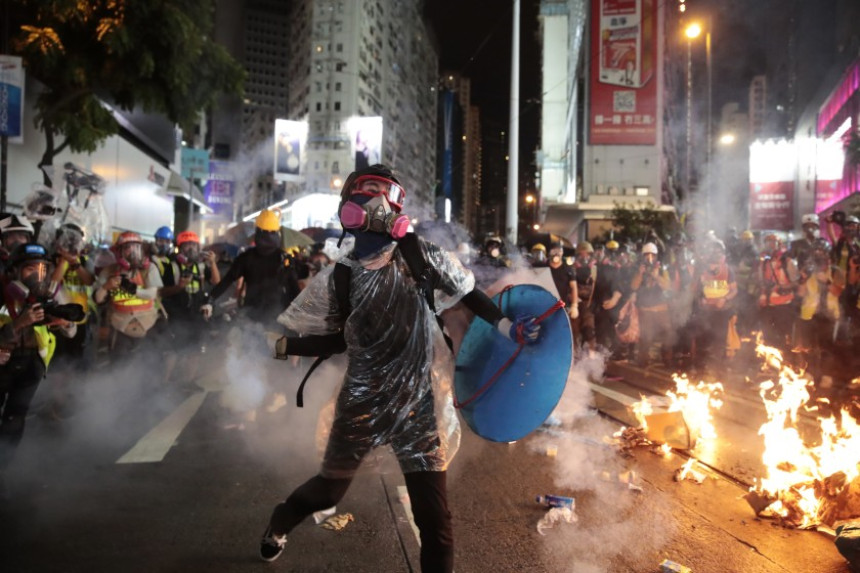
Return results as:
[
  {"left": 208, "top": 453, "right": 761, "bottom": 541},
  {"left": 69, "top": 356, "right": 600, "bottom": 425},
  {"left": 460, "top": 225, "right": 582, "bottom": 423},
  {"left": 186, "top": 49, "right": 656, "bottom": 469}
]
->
[{"left": 12, "top": 0, "right": 244, "bottom": 163}]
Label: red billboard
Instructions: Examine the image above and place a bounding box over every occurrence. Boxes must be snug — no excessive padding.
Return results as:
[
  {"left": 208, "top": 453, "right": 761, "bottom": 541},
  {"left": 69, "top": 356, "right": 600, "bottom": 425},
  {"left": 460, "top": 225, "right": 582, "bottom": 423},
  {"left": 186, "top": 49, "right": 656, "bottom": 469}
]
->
[
  {"left": 589, "top": 0, "right": 658, "bottom": 145},
  {"left": 749, "top": 182, "right": 794, "bottom": 231}
]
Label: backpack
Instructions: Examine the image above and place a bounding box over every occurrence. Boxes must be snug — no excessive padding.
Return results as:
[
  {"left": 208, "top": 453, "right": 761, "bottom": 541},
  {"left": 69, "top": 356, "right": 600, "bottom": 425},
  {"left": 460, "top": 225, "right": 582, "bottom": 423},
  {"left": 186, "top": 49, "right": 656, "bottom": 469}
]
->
[{"left": 293, "top": 233, "right": 451, "bottom": 406}]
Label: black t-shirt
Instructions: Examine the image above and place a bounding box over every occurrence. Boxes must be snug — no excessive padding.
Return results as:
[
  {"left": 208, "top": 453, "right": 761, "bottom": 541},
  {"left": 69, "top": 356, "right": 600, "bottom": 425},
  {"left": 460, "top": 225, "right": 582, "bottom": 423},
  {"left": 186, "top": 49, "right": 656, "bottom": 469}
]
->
[
  {"left": 209, "top": 247, "right": 300, "bottom": 323},
  {"left": 549, "top": 264, "right": 576, "bottom": 305}
]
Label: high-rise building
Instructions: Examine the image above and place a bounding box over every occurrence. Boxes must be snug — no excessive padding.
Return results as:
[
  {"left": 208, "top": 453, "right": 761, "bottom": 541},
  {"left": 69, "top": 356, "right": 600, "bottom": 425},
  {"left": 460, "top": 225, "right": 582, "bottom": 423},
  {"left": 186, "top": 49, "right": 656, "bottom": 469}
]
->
[
  {"left": 748, "top": 75, "right": 767, "bottom": 140},
  {"left": 437, "top": 73, "right": 482, "bottom": 233},
  {"left": 284, "top": 0, "right": 438, "bottom": 218},
  {"left": 211, "top": 0, "right": 292, "bottom": 219}
]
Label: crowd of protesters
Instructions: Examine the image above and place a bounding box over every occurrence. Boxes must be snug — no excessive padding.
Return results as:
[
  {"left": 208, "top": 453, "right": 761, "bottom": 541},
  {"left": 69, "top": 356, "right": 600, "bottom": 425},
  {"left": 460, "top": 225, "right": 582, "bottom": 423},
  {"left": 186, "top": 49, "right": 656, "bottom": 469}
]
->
[
  {"left": 502, "top": 212, "right": 860, "bottom": 402},
  {"left": 2, "top": 202, "right": 858, "bottom": 501}
]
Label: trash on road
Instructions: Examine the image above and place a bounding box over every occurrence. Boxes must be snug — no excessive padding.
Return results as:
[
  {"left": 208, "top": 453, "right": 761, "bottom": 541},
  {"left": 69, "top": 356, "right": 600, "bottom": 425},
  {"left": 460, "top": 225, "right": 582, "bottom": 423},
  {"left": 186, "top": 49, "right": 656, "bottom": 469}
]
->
[
  {"left": 320, "top": 513, "right": 354, "bottom": 531},
  {"left": 643, "top": 411, "right": 696, "bottom": 450},
  {"left": 835, "top": 521, "right": 860, "bottom": 570},
  {"left": 659, "top": 558, "right": 693, "bottom": 572},
  {"left": 545, "top": 444, "right": 558, "bottom": 457},
  {"left": 535, "top": 494, "right": 575, "bottom": 510},
  {"left": 673, "top": 458, "right": 707, "bottom": 484},
  {"left": 536, "top": 506, "right": 577, "bottom": 535},
  {"left": 313, "top": 506, "right": 337, "bottom": 525},
  {"left": 599, "top": 469, "right": 643, "bottom": 493}
]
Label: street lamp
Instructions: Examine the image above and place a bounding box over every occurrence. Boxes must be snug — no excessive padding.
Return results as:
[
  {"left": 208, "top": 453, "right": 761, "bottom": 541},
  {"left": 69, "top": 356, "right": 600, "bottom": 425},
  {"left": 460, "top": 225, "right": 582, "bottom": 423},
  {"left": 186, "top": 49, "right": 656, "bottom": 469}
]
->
[
  {"left": 719, "top": 133, "right": 736, "bottom": 146},
  {"left": 684, "top": 20, "right": 712, "bottom": 223}
]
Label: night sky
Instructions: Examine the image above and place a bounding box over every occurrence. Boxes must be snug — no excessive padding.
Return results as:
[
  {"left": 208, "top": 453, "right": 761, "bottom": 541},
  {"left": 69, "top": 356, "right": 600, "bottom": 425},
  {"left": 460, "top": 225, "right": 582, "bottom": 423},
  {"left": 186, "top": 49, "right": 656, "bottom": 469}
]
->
[{"left": 423, "top": 0, "right": 543, "bottom": 183}]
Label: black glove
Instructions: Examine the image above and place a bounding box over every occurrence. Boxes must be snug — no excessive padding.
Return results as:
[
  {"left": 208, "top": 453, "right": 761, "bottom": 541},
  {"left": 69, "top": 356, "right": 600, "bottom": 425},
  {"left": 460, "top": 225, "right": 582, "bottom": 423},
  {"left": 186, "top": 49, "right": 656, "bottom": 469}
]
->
[{"left": 120, "top": 276, "right": 138, "bottom": 295}]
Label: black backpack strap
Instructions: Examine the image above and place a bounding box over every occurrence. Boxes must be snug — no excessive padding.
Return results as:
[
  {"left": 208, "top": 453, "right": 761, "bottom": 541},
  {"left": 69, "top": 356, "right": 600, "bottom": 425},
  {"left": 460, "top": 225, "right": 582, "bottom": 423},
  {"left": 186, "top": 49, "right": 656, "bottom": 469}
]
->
[
  {"left": 333, "top": 261, "right": 352, "bottom": 319},
  {"left": 397, "top": 233, "right": 453, "bottom": 351},
  {"left": 296, "top": 355, "right": 328, "bottom": 408}
]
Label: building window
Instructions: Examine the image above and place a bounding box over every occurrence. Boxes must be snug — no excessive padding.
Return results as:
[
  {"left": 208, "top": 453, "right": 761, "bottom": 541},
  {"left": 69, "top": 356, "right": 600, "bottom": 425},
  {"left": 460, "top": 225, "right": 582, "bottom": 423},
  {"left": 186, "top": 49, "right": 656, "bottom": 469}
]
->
[
  {"left": 316, "top": 102, "right": 321, "bottom": 111},
  {"left": 335, "top": 82, "right": 342, "bottom": 91},
  {"left": 336, "top": 43, "right": 343, "bottom": 52},
  {"left": 336, "top": 63, "right": 345, "bottom": 72},
  {"left": 332, "top": 161, "right": 339, "bottom": 173},
  {"left": 634, "top": 186, "right": 649, "bottom": 197},
  {"left": 334, "top": 102, "right": 341, "bottom": 111}
]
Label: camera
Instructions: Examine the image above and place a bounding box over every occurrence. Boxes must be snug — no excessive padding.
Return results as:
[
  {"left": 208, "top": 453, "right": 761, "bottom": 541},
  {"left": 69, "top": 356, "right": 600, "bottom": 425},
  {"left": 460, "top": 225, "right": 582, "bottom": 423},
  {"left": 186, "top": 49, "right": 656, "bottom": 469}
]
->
[{"left": 28, "top": 296, "right": 86, "bottom": 324}]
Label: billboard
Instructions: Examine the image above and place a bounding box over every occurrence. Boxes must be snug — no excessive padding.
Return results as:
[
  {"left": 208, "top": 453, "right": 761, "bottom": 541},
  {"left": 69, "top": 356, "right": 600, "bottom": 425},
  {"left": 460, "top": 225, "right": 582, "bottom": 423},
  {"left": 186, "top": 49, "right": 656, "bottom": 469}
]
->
[
  {"left": 181, "top": 147, "right": 210, "bottom": 180},
  {"left": 0, "top": 55, "right": 25, "bottom": 143},
  {"left": 204, "top": 160, "right": 235, "bottom": 218},
  {"left": 274, "top": 119, "right": 307, "bottom": 182},
  {"left": 749, "top": 140, "right": 795, "bottom": 231},
  {"left": 349, "top": 116, "right": 382, "bottom": 171},
  {"left": 589, "top": 0, "right": 658, "bottom": 145}
]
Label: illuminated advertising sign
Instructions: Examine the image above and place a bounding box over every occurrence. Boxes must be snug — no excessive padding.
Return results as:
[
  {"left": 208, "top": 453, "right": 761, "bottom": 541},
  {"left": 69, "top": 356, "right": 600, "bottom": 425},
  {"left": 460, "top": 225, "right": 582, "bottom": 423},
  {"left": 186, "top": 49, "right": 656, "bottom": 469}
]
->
[
  {"left": 813, "top": 129, "right": 847, "bottom": 213},
  {"left": 0, "top": 55, "right": 24, "bottom": 143},
  {"left": 749, "top": 140, "right": 795, "bottom": 230},
  {"left": 204, "top": 160, "right": 235, "bottom": 218},
  {"left": 589, "top": 0, "right": 658, "bottom": 145},
  {"left": 274, "top": 119, "right": 308, "bottom": 182},
  {"left": 348, "top": 116, "right": 383, "bottom": 171}
]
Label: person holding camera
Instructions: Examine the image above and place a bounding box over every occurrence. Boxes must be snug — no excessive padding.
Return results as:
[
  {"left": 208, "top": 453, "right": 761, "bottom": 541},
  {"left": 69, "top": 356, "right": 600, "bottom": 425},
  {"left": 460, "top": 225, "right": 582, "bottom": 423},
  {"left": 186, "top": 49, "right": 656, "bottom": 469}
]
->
[
  {"left": 0, "top": 243, "right": 78, "bottom": 498},
  {"left": 94, "top": 231, "right": 164, "bottom": 355},
  {"left": 630, "top": 242, "right": 673, "bottom": 368}
]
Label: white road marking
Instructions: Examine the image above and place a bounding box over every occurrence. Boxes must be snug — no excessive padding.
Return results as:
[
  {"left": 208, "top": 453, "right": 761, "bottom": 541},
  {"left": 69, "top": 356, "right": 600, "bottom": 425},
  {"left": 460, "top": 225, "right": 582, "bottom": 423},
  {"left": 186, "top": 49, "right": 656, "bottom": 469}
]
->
[
  {"left": 397, "top": 485, "right": 421, "bottom": 545},
  {"left": 116, "top": 391, "right": 207, "bottom": 464}
]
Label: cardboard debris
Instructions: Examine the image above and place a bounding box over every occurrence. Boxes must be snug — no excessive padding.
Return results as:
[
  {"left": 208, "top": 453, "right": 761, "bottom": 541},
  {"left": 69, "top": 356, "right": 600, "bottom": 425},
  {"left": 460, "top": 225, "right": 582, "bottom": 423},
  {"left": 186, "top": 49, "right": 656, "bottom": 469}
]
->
[
  {"left": 743, "top": 490, "right": 777, "bottom": 515},
  {"left": 644, "top": 411, "right": 696, "bottom": 450},
  {"left": 673, "top": 460, "right": 707, "bottom": 484},
  {"left": 313, "top": 506, "right": 337, "bottom": 525},
  {"left": 320, "top": 513, "right": 354, "bottom": 531}
]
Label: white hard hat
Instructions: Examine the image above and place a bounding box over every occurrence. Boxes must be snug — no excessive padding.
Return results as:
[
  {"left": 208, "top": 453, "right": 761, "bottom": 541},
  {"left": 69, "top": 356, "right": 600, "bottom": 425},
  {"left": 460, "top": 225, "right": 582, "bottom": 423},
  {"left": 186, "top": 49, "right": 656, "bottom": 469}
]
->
[
  {"left": 642, "top": 242, "right": 659, "bottom": 255},
  {"left": 801, "top": 213, "right": 819, "bottom": 226}
]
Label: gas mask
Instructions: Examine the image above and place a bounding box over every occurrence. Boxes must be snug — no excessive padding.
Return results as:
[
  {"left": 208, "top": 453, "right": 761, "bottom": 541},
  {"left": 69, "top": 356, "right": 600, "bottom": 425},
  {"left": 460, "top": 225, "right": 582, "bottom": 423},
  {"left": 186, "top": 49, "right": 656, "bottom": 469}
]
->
[
  {"left": 154, "top": 238, "right": 173, "bottom": 256},
  {"left": 6, "top": 260, "right": 56, "bottom": 304},
  {"left": 339, "top": 175, "right": 410, "bottom": 240},
  {"left": 56, "top": 226, "right": 85, "bottom": 256},
  {"left": 176, "top": 242, "right": 200, "bottom": 265},
  {"left": 117, "top": 242, "right": 148, "bottom": 271}
]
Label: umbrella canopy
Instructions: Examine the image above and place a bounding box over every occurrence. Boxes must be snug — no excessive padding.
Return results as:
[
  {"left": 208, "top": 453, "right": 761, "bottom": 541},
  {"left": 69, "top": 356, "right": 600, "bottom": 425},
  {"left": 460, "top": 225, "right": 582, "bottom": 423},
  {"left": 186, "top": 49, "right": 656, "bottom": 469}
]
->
[{"left": 220, "top": 222, "right": 316, "bottom": 249}]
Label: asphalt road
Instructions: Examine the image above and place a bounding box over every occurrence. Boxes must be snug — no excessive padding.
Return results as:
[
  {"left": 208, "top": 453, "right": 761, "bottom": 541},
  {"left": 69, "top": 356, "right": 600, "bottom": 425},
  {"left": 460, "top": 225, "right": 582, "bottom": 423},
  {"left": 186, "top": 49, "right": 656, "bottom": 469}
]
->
[{"left": 0, "top": 349, "right": 853, "bottom": 572}]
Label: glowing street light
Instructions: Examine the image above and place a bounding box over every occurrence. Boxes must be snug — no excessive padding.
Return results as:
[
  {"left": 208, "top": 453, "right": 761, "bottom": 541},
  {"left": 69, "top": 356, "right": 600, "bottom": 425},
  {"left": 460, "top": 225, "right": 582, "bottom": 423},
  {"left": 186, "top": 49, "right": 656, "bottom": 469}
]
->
[
  {"left": 719, "top": 133, "right": 736, "bottom": 146},
  {"left": 685, "top": 22, "right": 702, "bottom": 39},
  {"left": 525, "top": 194, "right": 535, "bottom": 204}
]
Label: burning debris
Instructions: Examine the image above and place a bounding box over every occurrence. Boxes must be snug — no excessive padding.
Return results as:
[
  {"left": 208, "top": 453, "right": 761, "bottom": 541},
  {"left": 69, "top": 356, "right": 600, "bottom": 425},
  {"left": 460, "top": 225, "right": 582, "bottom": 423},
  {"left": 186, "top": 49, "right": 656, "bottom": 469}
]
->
[
  {"left": 745, "top": 344, "right": 860, "bottom": 529},
  {"left": 673, "top": 458, "right": 707, "bottom": 484}
]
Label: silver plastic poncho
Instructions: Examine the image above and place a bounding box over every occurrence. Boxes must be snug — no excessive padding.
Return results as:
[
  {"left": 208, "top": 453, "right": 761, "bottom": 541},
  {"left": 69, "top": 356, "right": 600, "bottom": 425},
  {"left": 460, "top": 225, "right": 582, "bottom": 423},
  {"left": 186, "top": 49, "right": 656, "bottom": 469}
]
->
[{"left": 278, "top": 238, "right": 475, "bottom": 478}]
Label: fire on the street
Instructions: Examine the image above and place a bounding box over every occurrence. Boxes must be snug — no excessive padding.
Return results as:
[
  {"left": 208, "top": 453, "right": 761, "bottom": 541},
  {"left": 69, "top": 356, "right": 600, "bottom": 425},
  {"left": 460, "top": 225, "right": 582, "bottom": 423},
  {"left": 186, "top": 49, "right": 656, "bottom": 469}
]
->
[{"left": 747, "top": 344, "right": 860, "bottom": 529}]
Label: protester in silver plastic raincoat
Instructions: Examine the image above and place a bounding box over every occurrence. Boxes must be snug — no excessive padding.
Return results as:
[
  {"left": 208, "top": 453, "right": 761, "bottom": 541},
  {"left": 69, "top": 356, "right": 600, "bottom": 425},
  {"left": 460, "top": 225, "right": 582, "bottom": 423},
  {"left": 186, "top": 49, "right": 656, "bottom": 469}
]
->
[{"left": 258, "top": 165, "right": 540, "bottom": 573}]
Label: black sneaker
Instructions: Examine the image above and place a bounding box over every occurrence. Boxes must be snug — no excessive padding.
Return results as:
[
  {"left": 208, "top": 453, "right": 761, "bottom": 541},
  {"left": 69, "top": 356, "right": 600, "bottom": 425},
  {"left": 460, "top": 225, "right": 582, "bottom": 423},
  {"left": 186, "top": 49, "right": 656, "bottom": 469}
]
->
[{"left": 259, "top": 526, "right": 287, "bottom": 562}]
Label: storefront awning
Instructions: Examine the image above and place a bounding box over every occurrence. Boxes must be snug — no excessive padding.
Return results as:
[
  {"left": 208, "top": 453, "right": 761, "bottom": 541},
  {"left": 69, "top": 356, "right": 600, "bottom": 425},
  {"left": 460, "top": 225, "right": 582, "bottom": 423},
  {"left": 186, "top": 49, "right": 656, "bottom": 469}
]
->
[{"left": 165, "top": 171, "right": 211, "bottom": 212}]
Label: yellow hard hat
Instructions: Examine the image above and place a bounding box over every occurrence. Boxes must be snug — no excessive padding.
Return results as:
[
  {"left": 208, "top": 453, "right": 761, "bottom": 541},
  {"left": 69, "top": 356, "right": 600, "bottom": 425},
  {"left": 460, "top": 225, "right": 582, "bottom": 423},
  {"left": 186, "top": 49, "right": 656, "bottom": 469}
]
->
[
  {"left": 606, "top": 240, "right": 619, "bottom": 251},
  {"left": 256, "top": 208, "right": 281, "bottom": 232},
  {"left": 741, "top": 230, "right": 754, "bottom": 240},
  {"left": 531, "top": 243, "right": 546, "bottom": 252}
]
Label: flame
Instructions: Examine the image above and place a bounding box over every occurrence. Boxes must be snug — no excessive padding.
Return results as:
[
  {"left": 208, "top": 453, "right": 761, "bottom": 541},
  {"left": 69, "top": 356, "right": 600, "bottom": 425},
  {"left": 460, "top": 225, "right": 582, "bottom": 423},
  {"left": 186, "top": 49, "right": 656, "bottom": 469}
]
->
[
  {"left": 751, "top": 343, "right": 860, "bottom": 528},
  {"left": 678, "top": 457, "right": 696, "bottom": 480},
  {"left": 631, "top": 394, "right": 653, "bottom": 430},
  {"left": 667, "top": 374, "right": 724, "bottom": 441}
]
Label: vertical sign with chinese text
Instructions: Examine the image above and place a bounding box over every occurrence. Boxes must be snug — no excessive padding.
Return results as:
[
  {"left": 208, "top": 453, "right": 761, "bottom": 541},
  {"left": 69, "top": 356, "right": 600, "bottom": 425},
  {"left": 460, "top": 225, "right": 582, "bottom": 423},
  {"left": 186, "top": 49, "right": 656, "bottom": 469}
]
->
[{"left": 0, "top": 55, "right": 25, "bottom": 143}]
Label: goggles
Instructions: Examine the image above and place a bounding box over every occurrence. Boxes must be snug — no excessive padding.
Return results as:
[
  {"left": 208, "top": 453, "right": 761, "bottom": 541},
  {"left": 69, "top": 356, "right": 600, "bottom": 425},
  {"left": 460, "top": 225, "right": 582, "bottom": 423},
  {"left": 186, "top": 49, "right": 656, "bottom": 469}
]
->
[{"left": 349, "top": 175, "right": 406, "bottom": 211}]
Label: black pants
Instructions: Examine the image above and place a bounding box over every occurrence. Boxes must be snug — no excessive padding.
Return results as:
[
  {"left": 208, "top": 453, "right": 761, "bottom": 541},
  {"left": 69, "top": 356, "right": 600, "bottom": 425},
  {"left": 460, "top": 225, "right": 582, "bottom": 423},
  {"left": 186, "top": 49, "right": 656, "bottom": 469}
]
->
[
  {"left": 269, "top": 470, "right": 454, "bottom": 573},
  {"left": 0, "top": 353, "right": 46, "bottom": 471}
]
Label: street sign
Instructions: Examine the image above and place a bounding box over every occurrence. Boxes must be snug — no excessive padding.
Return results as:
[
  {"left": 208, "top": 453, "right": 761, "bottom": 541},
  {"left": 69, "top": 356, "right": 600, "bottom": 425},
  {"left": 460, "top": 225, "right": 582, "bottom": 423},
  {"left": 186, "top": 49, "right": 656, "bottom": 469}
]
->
[{"left": 181, "top": 147, "right": 210, "bottom": 180}]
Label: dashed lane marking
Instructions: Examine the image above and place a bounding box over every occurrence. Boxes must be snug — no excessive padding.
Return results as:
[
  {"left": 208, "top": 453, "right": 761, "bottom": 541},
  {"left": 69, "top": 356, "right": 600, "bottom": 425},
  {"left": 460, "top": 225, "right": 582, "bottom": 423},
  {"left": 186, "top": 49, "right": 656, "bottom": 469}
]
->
[{"left": 116, "top": 391, "right": 208, "bottom": 464}]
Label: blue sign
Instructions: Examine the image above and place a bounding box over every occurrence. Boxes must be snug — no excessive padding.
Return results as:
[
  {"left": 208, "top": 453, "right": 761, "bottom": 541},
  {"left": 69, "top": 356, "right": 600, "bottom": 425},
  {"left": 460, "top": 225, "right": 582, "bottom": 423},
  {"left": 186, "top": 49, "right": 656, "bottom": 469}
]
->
[
  {"left": 181, "top": 147, "right": 210, "bottom": 180},
  {"left": 0, "top": 55, "right": 25, "bottom": 141}
]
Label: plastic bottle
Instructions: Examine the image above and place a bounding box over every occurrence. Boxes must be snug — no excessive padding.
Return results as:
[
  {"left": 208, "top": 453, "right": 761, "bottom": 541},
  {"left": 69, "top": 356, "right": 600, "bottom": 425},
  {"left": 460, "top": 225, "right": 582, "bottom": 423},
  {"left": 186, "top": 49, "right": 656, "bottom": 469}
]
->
[{"left": 535, "top": 494, "right": 575, "bottom": 510}]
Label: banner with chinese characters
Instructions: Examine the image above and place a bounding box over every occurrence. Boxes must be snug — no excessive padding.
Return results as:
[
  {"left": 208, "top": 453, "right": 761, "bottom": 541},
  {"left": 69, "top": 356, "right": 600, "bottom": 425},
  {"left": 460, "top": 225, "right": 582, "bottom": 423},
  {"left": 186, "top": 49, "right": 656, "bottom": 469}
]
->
[
  {"left": 749, "top": 181, "right": 794, "bottom": 231},
  {"left": 204, "top": 160, "right": 234, "bottom": 218},
  {"left": 589, "top": 0, "right": 658, "bottom": 145},
  {"left": 0, "top": 55, "right": 25, "bottom": 143}
]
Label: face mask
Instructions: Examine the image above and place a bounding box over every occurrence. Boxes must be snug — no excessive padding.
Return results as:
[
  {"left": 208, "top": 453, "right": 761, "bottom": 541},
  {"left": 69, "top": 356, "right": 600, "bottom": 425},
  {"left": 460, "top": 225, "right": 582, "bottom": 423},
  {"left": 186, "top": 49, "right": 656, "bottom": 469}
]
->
[
  {"left": 255, "top": 230, "right": 281, "bottom": 253},
  {"left": 155, "top": 239, "right": 172, "bottom": 256},
  {"left": 117, "top": 243, "right": 148, "bottom": 271},
  {"left": 340, "top": 194, "right": 410, "bottom": 239},
  {"left": 177, "top": 243, "right": 200, "bottom": 265},
  {"left": 19, "top": 261, "right": 54, "bottom": 299}
]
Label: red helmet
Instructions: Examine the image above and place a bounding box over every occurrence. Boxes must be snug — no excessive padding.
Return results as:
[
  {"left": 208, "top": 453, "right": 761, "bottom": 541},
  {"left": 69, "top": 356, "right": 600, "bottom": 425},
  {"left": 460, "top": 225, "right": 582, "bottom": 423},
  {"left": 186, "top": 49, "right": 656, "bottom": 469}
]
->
[
  {"left": 176, "top": 231, "right": 200, "bottom": 246},
  {"left": 114, "top": 231, "right": 148, "bottom": 271},
  {"left": 116, "top": 231, "right": 142, "bottom": 246}
]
